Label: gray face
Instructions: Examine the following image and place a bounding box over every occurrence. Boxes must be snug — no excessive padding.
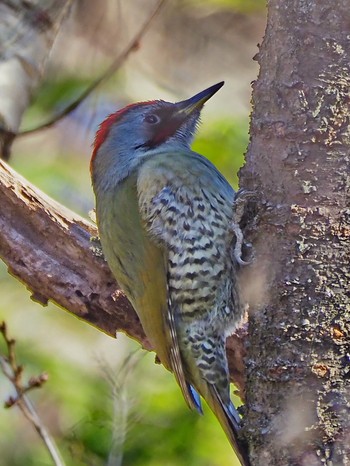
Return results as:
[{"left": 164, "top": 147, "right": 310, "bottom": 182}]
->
[
  {"left": 108, "top": 101, "right": 200, "bottom": 151},
  {"left": 92, "top": 100, "right": 201, "bottom": 190}
]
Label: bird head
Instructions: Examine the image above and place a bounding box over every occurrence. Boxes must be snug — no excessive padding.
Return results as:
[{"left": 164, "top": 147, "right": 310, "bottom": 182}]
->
[{"left": 91, "top": 81, "right": 224, "bottom": 189}]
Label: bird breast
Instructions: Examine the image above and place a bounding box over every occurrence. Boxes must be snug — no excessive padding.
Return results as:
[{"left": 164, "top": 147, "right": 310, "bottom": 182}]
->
[{"left": 137, "top": 150, "right": 241, "bottom": 331}]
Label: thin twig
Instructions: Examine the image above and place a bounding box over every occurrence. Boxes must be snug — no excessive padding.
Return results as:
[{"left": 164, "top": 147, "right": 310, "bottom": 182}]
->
[
  {"left": 97, "top": 350, "right": 143, "bottom": 466},
  {"left": 18, "top": 0, "right": 167, "bottom": 137},
  {"left": 16, "top": 394, "right": 66, "bottom": 466},
  {"left": 0, "top": 321, "right": 66, "bottom": 466}
]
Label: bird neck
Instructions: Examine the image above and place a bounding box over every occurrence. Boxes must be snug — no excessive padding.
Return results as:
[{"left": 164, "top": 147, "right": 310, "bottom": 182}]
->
[
  {"left": 91, "top": 144, "right": 135, "bottom": 194},
  {"left": 91, "top": 139, "right": 192, "bottom": 195}
]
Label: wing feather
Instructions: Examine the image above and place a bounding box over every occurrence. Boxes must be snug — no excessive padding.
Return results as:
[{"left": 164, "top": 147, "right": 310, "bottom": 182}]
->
[
  {"left": 166, "top": 295, "right": 202, "bottom": 412},
  {"left": 136, "top": 149, "right": 235, "bottom": 416},
  {"left": 97, "top": 174, "right": 172, "bottom": 373},
  {"left": 136, "top": 154, "right": 211, "bottom": 412}
]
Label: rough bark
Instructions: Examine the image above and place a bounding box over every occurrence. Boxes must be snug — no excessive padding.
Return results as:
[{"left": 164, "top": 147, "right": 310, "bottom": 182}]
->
[
  {"left": 0, "top": 159, "right": 247, "bottom": 393},
  {"left": 0, "top": 0, "right": 73, "bottom": 159},
  {"left": 241, "top": 1, "right": 350, "bottom": 464}
]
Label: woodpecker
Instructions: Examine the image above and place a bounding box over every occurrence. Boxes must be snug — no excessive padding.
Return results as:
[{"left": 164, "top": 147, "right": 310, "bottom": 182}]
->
[{"left": 90, "top": 82, "right": 249, "bottom": 465}]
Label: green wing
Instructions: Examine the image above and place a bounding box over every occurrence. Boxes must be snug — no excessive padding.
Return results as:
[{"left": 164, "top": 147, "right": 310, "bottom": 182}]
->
[{"left": 96, "top": 172, "right": 198, "bottom": 410}]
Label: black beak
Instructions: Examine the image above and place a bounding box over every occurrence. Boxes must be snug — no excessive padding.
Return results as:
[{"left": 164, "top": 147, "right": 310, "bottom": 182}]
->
[{"left": 174, "top": 81, "right": 224, "bottom": 116}]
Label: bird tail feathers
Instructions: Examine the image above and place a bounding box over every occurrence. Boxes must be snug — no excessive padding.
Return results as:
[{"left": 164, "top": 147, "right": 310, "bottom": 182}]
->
[{"left": 207, "top": 385, "right": 250, "bottom": 466}]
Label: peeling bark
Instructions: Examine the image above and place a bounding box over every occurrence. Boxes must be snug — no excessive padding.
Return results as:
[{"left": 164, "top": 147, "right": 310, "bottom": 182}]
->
[
  {"left": 0, "top": 159, "right": 247, "bottom": 393},
  {"left": 241, "top": 1, "right": 350, "bottom": 464}
]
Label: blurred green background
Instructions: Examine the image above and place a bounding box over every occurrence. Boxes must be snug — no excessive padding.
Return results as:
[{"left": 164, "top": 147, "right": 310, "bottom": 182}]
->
[{"left": 0, "top": 0, "right": 265, "bottom": 465}]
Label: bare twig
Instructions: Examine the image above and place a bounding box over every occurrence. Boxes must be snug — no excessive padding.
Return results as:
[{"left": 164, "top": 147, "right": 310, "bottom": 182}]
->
[
  {"left": 18, "top": 0, "right": 167, "bottom": 137},
  {"left": 0, "top": 321, "right": 66, "bottom": 466}
]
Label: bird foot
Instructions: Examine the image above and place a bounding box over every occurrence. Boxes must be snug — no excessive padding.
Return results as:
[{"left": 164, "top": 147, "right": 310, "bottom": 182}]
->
[
  {"left": 89, "top": 235, "right": 104, "bottom": 258},
  {"left": 231, "top": 189, "right": 256, "bottom": 266}
]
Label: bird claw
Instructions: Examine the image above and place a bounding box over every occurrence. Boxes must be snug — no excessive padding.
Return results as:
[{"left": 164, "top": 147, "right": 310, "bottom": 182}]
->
[
  {"left": 231, "top": 221, "right": 253, "bottom": 265},
  {"left": 231, "top": 189, "right": 256, "bottom": 266},
  {"left": 233, "top": 189, "right": 256, "bottom": 221},
  {"left": 89, "top": 235, "right": 104, "bottom": 258},
  {"left": 88, "top": 208, "right": 97, "bottom": 223}
]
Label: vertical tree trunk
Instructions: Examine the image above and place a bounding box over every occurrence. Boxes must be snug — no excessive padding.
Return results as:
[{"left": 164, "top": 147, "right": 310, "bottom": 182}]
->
[{"left": 241, "top": 1, "right": 350, "bottom": 464}]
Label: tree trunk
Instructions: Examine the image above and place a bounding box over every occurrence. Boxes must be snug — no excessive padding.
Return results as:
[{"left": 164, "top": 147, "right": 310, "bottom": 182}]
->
[{"left": 241, "top": 0, "right": 350, "bottom": 464}]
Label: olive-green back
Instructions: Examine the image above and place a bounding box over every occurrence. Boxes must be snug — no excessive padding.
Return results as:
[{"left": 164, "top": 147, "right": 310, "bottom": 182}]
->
[{"left": 96, "top": 173, "right": 171, "bottom": 370}]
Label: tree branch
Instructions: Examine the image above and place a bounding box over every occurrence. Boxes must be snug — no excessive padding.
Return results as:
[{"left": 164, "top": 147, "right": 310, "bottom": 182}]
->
[
  {"left": 18, "top": 0, "right": 167, "bottom": 137},
  {"left": 0, "top": 160, "right": 247, "bottom": 394},
  {"left": 0, "top": 322, "right": 66, "bottom": 466}
]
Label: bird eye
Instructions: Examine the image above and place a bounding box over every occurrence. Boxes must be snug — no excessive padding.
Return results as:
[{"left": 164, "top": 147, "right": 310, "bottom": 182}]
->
[{"left": 144, "top": 114, "right": 160, "bottom": 124}]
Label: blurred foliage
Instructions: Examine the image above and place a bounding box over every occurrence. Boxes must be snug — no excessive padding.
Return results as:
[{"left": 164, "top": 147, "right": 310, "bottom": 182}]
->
[
  {"left": 29, "top": 77, "right": 92, "bottom": 115},
  {"left": 186, "top": 0, "right": 266, "bottom": 13},
  {"left": 193, "top": 118, "right": 247, "bottom": 190}
]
